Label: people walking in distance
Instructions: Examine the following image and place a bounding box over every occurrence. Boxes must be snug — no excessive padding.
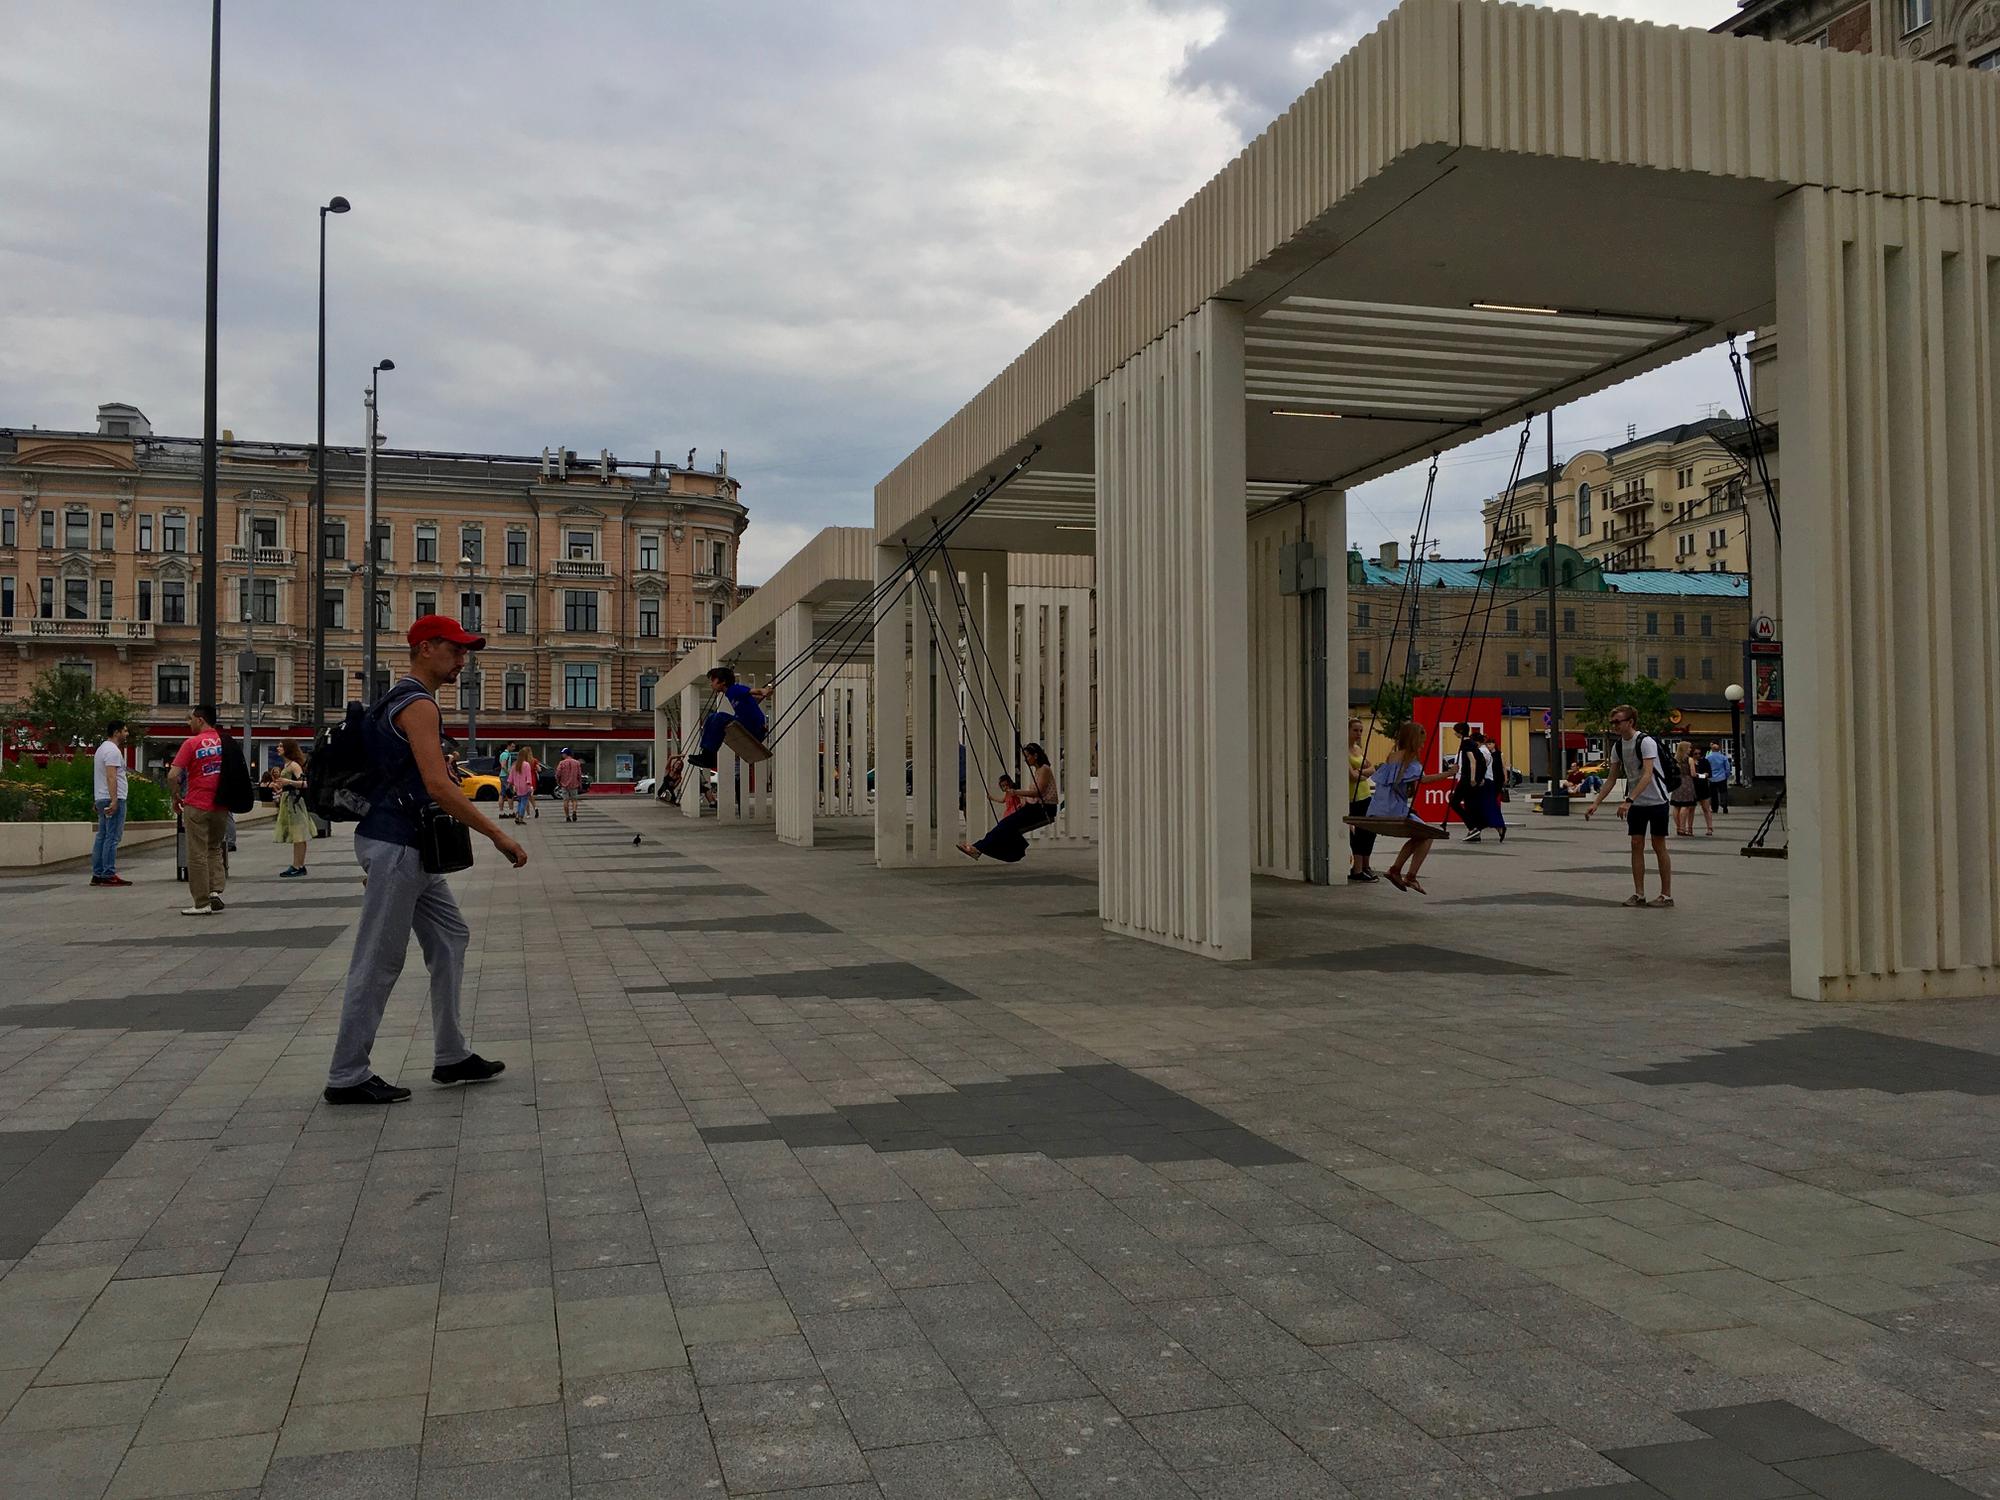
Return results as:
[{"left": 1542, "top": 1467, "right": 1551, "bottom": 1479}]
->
[
  {"left": 522, "top": 748, "right": 543, "bottom": 818},
  {"left": 170, "top": 704, "right": 230, "bottom": 915},
  {"left": 555, "top": 747, "right": 585, "bottom": 822},
  {"left": 689, "top": 665, "right": 771, "bottom": 770},
  {"left": 1480, "top": 733, "right": 1509, "bottom": 844},
  {"left": 1451, "top": 722, "right": 1487, "bottom": 840},
  {"left": 1372, "top": 722, "right": 1447, "bottom": 894},
  {"left": 1585, "top": 704, "right": 1674, "bottom": 908},
  {"left": 273, "top": 739, "right": 313, "bottom": 877},
  {"left": 90, "top": 718, "right": 131, "bottom": 887},
  {"left": 956, "top": 743, "right": 1058, "bottom": 863},
  {"left": 1670, "top": 741, "right": 1700, "bottom": 837},
  {"left": 507, "top": 751, "right": 534, "bottom": 824},
  {"left": 1705, "top": 739, "right": 1732, "bottom": 818},
  {"left": 498, "top": 740, "right": 517, "bottom": 783},
  {"left": 1347, "top": 717, "right": 1378, "bottom": 882},
  {"left": 325, "top": 614, "right": 524, "bottom": 1106}
]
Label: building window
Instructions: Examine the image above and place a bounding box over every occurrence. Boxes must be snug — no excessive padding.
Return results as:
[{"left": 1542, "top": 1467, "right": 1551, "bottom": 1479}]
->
[
  {"left": 415, "top": 590, "right": 437, "bottom": 619},
  {"left": 138, "top": 580, "right": 152, "bottom": 621},
  {"left": 39, "top": 577, "right": 53, "bottom": 617},
  {"left": 322, "top": 589, "right": 346, "bottom": 629},
  {"left": 1, "top": 577, "right": 14, "bottom": 618},
  {"left": 164, "top": 513, "right": 188, "bottom": 553},
  {"left": 1355, "top": 603, "right": 1370, "bottom": 628},
  {"left": 162, "top": 579, "right": 186, "bottom": 623},
  {"left": 374, "top": 591, "right": 392, "bottom": 631},
  {"left": 249, "top": 515, "right": 278, "bottom": 548},
  {"left": 322, "top": 669, "right": 346, "bottom": 710},
  {"left": 711, "top": 602, "right": 725, "bottom": 635},
  {"left": 158, "top": 664, "right": 191, "bottom": 706},
  {"left": 1701, "top": 657, "right": 1714, "bottom": 679},
  {"left": 1673, "top": 656, "right": 1687, "bottom": 679},
  {"left": 371, "top": 521, "right": 392, "bottom": 563},
  {"left": 1356, "top": 648, "right": 1370, "bottom": 676},
  {"left": 1676, "top": 466, "right": 1693, "bottom": 488},
  {"left": 322, "top": 519, "right": 345, "bottom": 560},
  {"left": 1644, "top": 610, "right": 1659, "bottom": 635},
  {"left": 238, "top": 577, "right": 277, "bottom": 624},
  {"left": 98, "top": 579, "right": 114, "bottom": 620},
  {"left": 639, "top": 534, "right": 660, "bottom": 571},
  {"left": 712, "top": 540, "right": 727, "bottom": 575},
  {"left": 504, "top": 594, "right": 527, "bottom": 633},
  {"left": 1903, "top": 0, "right": 1932, "bottom": 32},
  {"left": 564, "top": 663, "right": 599, "bottom": 709},
  {"left": 1563, "top": 652, "right": 1576, "bottom": 676},
  {"left": 459, "top": 591, "right": 482, "bottom": 630},
  {"left": 1504, "top": 606, "right": 1518, "bottom": 632},
  {"left": 0, "top": 509, "right": 14, "bottom": 548},
  {"left": 566, "top": 530, "right": 595, "bottom": 561},
  {"left": 638, "top": 596, "right": 660, "bottom": 638},
  {"left": 64, "top": 577, "right": 88, "bottom": 619},
  {"left": 1576, "top": 483, "right": 1591, "bottom": 533},
  {"left": 1645, "top": 655, "right": 1660, "bottom": 678},
  {"left": 40, "top": 510, "right": 55, "bottom": 548},
  {"left": 1978, "top": 50, "right": 2000, "bottom": 71},
  {"left": 1504, "top": 652, "right": 1519, "bottom": 676},
  {"left": 137, "top": 515, "right": 152, "bottom": 552},
  {"left": 415, "top": 524, "right": 438, "bottom": 564},
  {"left": 460, "top": 525, "right": 483, "bottom": 566},
  {"left": 1534, "top": 653, "right": 1548, "bottom": 678},
  {"left": 504, "top": 670, "right": 527, "bottom": 712},
  {"left": 500, "top": 528, "right": 525, "bottom": 568},
  {"left": 245, "top": 656, "right": 276, "bottom": 707},
  {"left": 1700, "top": 613, "right": 1713, "bottom": 637},
  {"left": 65, "top": 510, "right": 89, "bottom": 550},
  {"left": 639, "top": 672, "right": 658, "bottom": 712},
  {"left": 1673, "top": 612, "right": 1685, "bottom": 636},
  {"left": 98, "top": 513, "right": 114, "bottom": 550},
  {"left": 564, "top": 589, "right": 599, "bottom": 632},
  {"left": 458, "top": 676, "right": 482, "bottom": 711},
  {"left": 1562, "top": 608, "right": 1576, "bottom": 634},
  {"left": 1533, "top": 607, "right": 1548, "bottom": 633}
]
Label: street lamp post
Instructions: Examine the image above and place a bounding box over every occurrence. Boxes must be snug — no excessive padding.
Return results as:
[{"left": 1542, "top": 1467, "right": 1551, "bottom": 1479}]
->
[
  {"left": 1725, "top": 683, "right": 1745, "bottom": 796},
  {"left": 312, "top": 195, "right": 350, "bottom": 726},
  {"left": 197, "top": 0, "right": 222, "bottom": 706},
  {"left": 361, "top": 358, "right": 393, "bottom": 701},
  {"left": 459, "top": 553, "right": 480, "bottom": 754}
]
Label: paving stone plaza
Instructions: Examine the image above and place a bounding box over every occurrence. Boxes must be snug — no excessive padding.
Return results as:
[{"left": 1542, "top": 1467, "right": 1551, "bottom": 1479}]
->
[{"left": 1, "top": 800, "right": 1996, "bottom": 1498}]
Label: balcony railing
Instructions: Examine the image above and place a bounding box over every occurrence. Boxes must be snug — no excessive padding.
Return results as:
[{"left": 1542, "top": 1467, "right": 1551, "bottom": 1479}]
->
[
  {"left": 0, "top": 618, "right": 156, "bottom": 642},
  {"left": 226, "top": 544, "right": 294, "bottom": 567},
  {"left": 1608, "top": 485, "right": 1655, "bottom": 513},
  {"left": 553, "top": 558, "right": 607, "bottom": 579}
]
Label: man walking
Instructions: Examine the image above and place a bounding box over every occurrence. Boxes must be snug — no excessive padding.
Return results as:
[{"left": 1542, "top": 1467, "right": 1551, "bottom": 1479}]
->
[
  {"left": 1706, "top": 740, "right": 1732, "bottom": 816},
  {"left": 1585, "top": 704, "right": 1673, "bottom": 908},
  {"left": 90, "top": 719, "right": 131, "bottom": 887},
  {"left": 1453, "top": 724, "right": 1489, "bottom": 841},
  {"left": 325, "top": 614, "right": 526, "bottom": 1106},
  {"left": 555, "top": 747, "right": 585, "bottom": 822},
  {"left": 170, "top": 704, "right": 229, "bottom": 915}
]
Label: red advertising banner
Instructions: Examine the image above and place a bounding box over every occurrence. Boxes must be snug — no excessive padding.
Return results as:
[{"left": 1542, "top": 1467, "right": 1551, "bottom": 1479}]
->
[{"left": 1411, "top": 695, "right": 1503, "bottom": 825}]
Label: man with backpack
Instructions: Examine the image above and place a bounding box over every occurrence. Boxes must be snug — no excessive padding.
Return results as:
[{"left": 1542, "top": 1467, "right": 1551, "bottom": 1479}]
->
[
  {"left": 321, "top": 615, "right": 526, "bottom": 1105},
  {"left": 1583, "top": 703, "right": 1675, "bottom": 908}
]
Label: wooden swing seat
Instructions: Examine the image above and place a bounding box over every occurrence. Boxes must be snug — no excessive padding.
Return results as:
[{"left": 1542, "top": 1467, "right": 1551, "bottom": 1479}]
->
[
  {"left": 1343, "top": 814, "right": 1448, "bottom": 841},
  {"left": 722, "top": 721, "right": 773, "bottom": 765}
]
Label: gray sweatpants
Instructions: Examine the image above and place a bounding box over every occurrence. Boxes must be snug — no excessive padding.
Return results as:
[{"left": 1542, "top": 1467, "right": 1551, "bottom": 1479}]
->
[{"left": 327, "top": 835, "right": 473, "bottom": 1088}]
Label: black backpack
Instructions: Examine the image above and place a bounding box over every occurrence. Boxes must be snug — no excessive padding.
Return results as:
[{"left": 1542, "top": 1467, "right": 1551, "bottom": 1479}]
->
[
  {"left": 306, "top": 701, "right": 377, "bottom": 822},
  {"left": 1626, "top": 732, "right": 1681, "bottom": 795},
  {"left": 216, "top": 730, "right": 256, "bottom": 815}
]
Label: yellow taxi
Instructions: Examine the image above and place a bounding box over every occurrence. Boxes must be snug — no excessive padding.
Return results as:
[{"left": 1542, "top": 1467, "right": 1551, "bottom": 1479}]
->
[{"left": 458, "top": 755, "right": 504, "bottom": 802}]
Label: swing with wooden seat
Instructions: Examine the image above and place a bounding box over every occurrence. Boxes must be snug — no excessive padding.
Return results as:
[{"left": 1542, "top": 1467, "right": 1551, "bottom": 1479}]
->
[{"left": 1342, "top": 421, "right": 1534, "bottom": 847}]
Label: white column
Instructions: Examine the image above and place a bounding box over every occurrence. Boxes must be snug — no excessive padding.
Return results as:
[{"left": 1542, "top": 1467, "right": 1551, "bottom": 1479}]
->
[
  {"left": 775, "top": 604, "right": 816, "bottom": 847},
  {"left": 873, "top": 546, "right": 912, "bottom": 866},
  {"left": 1060, "top": 587, "right": 1093, "bottom": 842},
  {"left": 678, "top": 682, "right": 704, "bottom": 819},
  {"left": 952, "top": 550, "right": 1009, "bottom": 840},
  {"left": 1095, "top": 300, "right": 1252, "bottom": 959},
  {"left": 1778, "top": 188, "right": 2000, "bottom": 1002}
]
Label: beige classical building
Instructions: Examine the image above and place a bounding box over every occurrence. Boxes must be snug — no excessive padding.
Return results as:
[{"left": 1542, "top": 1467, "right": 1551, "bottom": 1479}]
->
[
  {"left": 846, "top": 0, "right": 2000, "bottom": 1005},
  {"left": 1481, "top": 417, "right": 1759, "bottom": 573},
  {"left": 1, "top": 404, "right": 745, "bottom": 784},
  {"left": 1718, "top": 0, "right": 2000, "bottom": 65}
]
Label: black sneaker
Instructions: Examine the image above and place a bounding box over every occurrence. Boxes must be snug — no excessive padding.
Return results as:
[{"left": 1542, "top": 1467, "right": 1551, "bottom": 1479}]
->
[
  {"left": 323, "top": 1075, "right": 412, "bottom": 1105},
  {"left": 688, "top": 752, "right": 717, "bottom": 770},
  {"left": 432, "top": 1054, "right": 506, "bottom": 1086}
]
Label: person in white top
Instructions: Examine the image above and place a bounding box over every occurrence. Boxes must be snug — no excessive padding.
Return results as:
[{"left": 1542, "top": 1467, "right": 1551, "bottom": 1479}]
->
[
  {"left": 91, "top": 719, "right": 132, "bottom": 887},
  {"left": 1583, "top": 703, "right": 1674, "bottom": 908}
]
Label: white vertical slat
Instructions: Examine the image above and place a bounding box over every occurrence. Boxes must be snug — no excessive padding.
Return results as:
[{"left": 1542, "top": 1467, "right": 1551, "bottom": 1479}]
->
[
  {"left": 679, "top": 683, "right": 705, "bottom": 820},
  {"left": 872, "top": 547, "right": 910, "bottom": 866},
  {"left": 775, "top": 604, "right": 815, "bottom": 847}
]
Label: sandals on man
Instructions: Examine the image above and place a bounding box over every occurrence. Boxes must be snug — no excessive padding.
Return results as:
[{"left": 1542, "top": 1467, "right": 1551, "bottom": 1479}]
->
[{"left": 1621, "top": 893, "right": 1649, "bottom": 907}]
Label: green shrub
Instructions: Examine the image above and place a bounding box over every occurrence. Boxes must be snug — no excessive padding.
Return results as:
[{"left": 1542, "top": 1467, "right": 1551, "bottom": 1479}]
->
[{"left": 0, "top": 753, "right": 171, "bottom": 823}]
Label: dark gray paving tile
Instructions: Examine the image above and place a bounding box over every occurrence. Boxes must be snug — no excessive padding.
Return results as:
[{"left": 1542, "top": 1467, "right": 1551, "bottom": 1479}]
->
[
  {"left": 261, "top": 1445, "right": 421, "bottom": 1499},
  {"left": 1616, "top": 1028, "right": 2000, "bottom": 1095},
  {"left": 2, "top": 986, "right": 286, "bottom": 1032},
  {"left": 1679, "top": 1400, "right": 1876, "bottom": 1464},
  {"left": 865, "top": 1436, "right": 1036, "bottom": 1500},
  {"left": 627, "top": 912, "right": 838, "bottom": 934},
  {"left": 0, "top": 1118, "right": 151, "bottom": 1257},
  {"left": 1776, "top": 1448, "right": 1983, "bottom": 1499},
  {"left": 1132, "top": 1403, "right": 1304, "bottom": 1470},
  {"left": 566, "top": 1413, "right": 718, "bottom": 1487},
  {"left": 1249, "top": 943, "right": 1560, "bottom": 978},
  {"left": 1602, "top": 1438, "right": 1807, "bottom": 1499}
]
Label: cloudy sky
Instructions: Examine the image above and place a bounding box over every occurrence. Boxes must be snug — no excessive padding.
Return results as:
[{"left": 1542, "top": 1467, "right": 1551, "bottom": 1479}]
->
[{"left": 1, "top": 0, "right": 1737, "bottom": 579}]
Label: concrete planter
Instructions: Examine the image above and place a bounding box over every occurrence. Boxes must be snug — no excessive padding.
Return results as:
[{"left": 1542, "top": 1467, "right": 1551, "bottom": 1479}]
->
[{"left": 0, "top": 807, "right": 275, "bottom": 870}]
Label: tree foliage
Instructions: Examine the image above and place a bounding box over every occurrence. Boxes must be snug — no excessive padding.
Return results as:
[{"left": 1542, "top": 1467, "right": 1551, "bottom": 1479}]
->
[
  {"left": 7, "top": 668, "right": 138, "bottom": 755},
  {"left": 1370, "top": 673, "right": 1446, "bottom": 739},
  {"left": 1572, "top": 652, "right": 1676, "bottom": 734}
]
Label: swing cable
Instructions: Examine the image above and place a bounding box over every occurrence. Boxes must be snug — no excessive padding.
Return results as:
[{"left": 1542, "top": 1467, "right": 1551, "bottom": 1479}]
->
[
  {"left": 931, "top": 523, "right": 1026, "bottom": 756},
  {"left": 899, "top": 545, "right": 1018, "bottom": 835},
  {"left": 1354, "top": 453, "right": 1443, "bottom": 777},
  {"left": 1728, "top": 337, "right": 1782, "bottom": 544}
]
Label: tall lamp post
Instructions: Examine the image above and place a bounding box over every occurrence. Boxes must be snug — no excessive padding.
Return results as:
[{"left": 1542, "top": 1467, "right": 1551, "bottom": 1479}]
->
[
  {"left": 361, "top": 358, "right": 393, "bottom": 701},
  {"left": 197, "top": 0, "right": 223, "bottom": 706},
  {"left": 458, "top": 553, "right": 481, "bottom": 754},
  {"left": 312, "top": 195, "right": 350, "bottom": 725},
  {"left": 1725, "top": 683, "right": 1745, "bottom": 795}
]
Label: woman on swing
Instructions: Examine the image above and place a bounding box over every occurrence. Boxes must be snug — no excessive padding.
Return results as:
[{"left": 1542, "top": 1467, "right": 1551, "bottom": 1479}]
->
[
  {"left": 957, "top": 743, "right": 1056, "bottom": 863},
  {"left": 1368, "top": 721, "right": 1451, "bottom": 894}
]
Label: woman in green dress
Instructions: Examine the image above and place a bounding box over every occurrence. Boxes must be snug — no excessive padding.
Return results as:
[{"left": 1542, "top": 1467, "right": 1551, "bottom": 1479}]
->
[{"left": 273, "top": 739, "right": 313, "bottom": 877}]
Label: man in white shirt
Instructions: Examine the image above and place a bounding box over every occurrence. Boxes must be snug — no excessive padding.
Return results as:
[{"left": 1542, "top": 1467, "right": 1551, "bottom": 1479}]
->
[
  {"left": 91, "top": 719, "right": 132, "bottom": 887},
  {"left": 1583, "top": 703, "right": 1674, "bottom": 908}
]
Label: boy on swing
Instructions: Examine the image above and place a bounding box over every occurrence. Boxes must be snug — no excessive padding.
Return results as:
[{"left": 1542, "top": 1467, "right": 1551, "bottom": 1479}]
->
[{"left": 688, "top": 665, "right": 772, "bottom": 770}]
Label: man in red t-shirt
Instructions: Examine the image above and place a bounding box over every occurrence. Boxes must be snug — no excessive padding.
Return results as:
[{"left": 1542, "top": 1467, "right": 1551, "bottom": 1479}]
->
[{"left": 171, "top": 704, "right": 230, "bottom": 914}]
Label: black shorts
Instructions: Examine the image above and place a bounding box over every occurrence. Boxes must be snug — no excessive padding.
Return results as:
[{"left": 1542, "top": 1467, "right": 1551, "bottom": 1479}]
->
[
  {"left": 1626, "top": 803, "right": 1670, "bottom": 838},
  {"left": 1695, "top": 781, "right": 1717, "bottom": 804}
]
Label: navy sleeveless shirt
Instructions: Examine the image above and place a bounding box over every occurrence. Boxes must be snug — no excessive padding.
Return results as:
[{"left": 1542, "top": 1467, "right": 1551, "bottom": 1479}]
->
[{"left": 355, "top": 676, "right": 440, "bottom": 848}]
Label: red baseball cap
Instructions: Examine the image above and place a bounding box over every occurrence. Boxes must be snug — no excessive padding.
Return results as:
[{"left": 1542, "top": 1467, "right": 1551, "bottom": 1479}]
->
[{"left": 407, "top": 614, "right": 486, "bottom": 650}]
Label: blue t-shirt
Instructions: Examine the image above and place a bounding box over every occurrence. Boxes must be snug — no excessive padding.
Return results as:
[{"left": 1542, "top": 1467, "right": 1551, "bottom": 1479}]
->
[
  {"left": 1365, "top": 757, "right": 1422, "bottom": 819},
  {"left": 1706, "top": 750, "right": 1729, "bottom": 781},
  {"left": 725, "top": 682, "right": 766, "bottom": 736}
]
